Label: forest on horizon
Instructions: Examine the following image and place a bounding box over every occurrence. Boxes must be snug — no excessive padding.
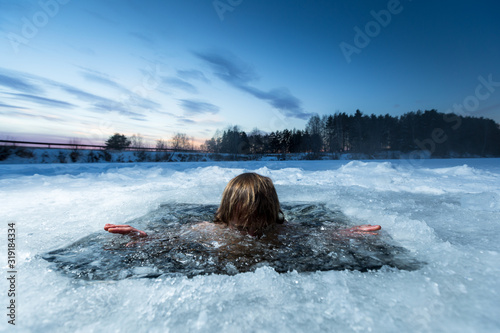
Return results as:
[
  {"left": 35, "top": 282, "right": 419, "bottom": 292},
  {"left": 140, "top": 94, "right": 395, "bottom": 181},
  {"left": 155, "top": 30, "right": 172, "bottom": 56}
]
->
[
  {"left": 2, "top": 109, "right": 500, "bottom": 163},
  {"left": 200, "top": 109, "right": 500, "bottom": 158}
]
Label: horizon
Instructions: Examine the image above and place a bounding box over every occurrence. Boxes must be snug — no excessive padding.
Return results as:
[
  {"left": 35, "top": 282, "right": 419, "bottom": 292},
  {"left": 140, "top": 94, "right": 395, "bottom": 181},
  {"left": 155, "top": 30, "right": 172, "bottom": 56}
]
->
[
  {"left": 1, "top": 0, "right": 500, "bottom": 147},
  {"left": 1, "top": 108, "right": 499, "bottom": 149}
]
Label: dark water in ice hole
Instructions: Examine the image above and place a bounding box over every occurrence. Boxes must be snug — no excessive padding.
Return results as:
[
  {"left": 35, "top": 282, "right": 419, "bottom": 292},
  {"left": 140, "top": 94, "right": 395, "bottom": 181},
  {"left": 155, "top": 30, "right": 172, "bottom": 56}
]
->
[{"left": 43, "top": 203, "right": 422, "bottom": 280}]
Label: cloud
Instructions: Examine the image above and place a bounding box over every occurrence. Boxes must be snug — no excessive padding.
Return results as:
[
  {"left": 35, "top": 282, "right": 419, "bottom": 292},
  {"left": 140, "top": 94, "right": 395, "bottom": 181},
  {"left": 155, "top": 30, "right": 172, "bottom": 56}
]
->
[
  {"left": 193, "top": 50, "right": 313, "bottom": 120},
  {"left": 5, "top": 93, "right": 75, "bottom": 109},
  {"left": 240, "top": 86, "right": 308, "bottom": 119},
  {"left": 92, "top": 101, "right": 146, "bottom": 118},
  {"left": 178, "top": 99, "right": 220, "bottom": 116},
  {"left": 177, "top": 118, "right": 196, "bottom": 124},
  {"left": 0, "top": 67, "right": 160, "bottom": 121},
  {"left": 0, "top": 110, "right": 65, "bottom": 122},
  {"left": 176, "top": 69, "right": 210, "bottom": 83},
  {"left": 79, "top": 68, "right": 162, "bottom": 111},
  {"left": 80, "top": 70, "right": 123, "bottom": 91},
  {"left": 0, "top": 67, "right": 116, "bottom": 112},
  {"left": 475, "top": 102, "right": 500, "bottom": 117},
  {"left": 129, "top": 116, "right": 148, "bottom": 122},
  {"left": 194, "top": 50, "right": 258, "bottom": 85},
  {"left": 162, "top": 77, "right": 198, "bottom": 94},
  {"left": 129, "top": 31, "right": 155, "bottom": 47},
  {"left": 0, "top": 73, "right": 42, "bottom": 94},
  {"left": 124, "top": 94, "right": 162, "bottom": 111},
  {"left": 0, "top": 102, "right": 27, "bottom": 109},
  {"left": 56, "top": 83, "right": 110, "bottom": 104},
  {"left": 54, "top": 83, "right": 146, "bottom": 118}
]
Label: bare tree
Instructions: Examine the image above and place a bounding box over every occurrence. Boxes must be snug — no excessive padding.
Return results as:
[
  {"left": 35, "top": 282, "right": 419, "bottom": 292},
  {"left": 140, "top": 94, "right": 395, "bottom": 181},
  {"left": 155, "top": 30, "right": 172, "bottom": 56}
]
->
[
  {"left": 155, "top": 139, "right": 168, "bottom": 151},
  {"left": 170, "top": 133, "right": 191, "bottom": 151},
  {"left": 130, "top": 134, "right": 145, "bottom": 149},
  {"left": 68, "top": 138, "right": 81, "bottom": 150},
  {"left": 0, "top": 135, "right": 17, "bottom": 146}
]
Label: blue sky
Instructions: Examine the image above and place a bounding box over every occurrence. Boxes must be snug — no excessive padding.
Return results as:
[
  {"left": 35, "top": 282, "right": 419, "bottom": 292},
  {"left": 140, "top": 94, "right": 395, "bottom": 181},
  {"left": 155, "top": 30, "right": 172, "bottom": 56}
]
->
[{"left": 1, "top": 0, "right": 499, "bottom": 146}]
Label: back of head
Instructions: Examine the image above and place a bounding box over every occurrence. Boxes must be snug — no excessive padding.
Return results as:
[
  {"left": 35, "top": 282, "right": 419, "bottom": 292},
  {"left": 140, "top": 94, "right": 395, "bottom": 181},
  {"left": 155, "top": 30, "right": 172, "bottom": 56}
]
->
[{"left": 214, "top": 173, "right": 284, "bottom": 235}]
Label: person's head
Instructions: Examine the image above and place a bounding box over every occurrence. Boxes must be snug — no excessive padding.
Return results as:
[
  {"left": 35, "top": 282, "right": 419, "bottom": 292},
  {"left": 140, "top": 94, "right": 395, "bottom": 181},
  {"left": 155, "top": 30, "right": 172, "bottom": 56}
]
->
[{"left": 214, "top": 173, "right": 284, "bottom": 235}]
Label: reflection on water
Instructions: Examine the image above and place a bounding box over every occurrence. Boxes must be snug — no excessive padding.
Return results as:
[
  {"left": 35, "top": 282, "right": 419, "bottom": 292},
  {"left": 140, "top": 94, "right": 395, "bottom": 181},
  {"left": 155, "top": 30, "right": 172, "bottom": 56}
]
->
[{"left": 43, "top": 203, "right": 422, "bottom": 280}]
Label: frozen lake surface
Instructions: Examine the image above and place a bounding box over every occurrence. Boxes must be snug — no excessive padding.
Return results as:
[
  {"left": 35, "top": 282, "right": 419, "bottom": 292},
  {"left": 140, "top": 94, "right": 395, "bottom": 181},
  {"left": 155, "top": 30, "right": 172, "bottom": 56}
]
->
[{"left": 1, "top": 159, "right": 499, "bottom": 332}]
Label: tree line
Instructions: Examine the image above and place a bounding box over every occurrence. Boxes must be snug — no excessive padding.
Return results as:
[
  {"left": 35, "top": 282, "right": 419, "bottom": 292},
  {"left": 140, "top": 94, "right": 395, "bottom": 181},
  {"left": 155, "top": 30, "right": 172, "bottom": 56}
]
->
[
  {"left": 104, "top": 133, "right": 195, "bottom": 151},
  {"left": 200, "top": 110, "right": 500, "bottom": 157}
]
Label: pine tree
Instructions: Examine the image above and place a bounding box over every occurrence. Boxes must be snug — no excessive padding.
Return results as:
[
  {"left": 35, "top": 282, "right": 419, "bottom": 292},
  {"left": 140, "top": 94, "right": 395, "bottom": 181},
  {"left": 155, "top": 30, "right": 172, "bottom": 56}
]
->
[{"left": 105, "top": 133, "right": 131, "bottom": 150}]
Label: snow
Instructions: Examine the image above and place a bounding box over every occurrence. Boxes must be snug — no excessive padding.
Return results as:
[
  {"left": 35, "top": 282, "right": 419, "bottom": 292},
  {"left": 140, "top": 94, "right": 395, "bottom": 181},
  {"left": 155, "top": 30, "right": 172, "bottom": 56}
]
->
[
  {"left": 0, "top": 147, "right": 213, "bottom": 164},
  {"left": 1, "top": 158, "right": 499, "bottom": 332}
]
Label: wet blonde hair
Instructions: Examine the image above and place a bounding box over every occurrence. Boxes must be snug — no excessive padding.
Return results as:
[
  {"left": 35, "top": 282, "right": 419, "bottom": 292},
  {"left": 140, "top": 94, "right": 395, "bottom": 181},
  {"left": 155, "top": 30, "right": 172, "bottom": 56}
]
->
[{"left": 214, "top": 173, "right": 284, "bottom": 235}]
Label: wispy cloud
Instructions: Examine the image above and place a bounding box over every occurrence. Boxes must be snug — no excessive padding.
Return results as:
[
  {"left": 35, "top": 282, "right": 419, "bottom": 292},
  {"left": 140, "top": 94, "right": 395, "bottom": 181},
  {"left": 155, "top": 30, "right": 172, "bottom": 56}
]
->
[
  {"left": 80, "top": 70, "right": 124, "bottom": 91},
  {"left": 55, "top": 83, "right": 110, "bottom": 104},
  {"left": 0, "top": 67, "right": 117, "bottom": 113},
  {"left": 177, "top": 118, "right": 196, "bottom": 124},
  {"left": 193, "top": 50, "right": 312, "bottom": 120},
  {"left": 162, "top": 77, "right": 198, "bottom": 94},
  {"left": 178, "top": 99, "right": 220, "bottom": 116},
  {"left": 56, "top": 84, "right": 146, "bottom": 118},
  {"left": 0, "top": 67, "right": 162, "bottom": 121},
  {"left": 476, "top": 102, "right": 500, "bottom": 117},
  {"left": 176, "top": 69, "right": 210, "bottom": 83},
  {"left": 0, "top": 102, "right": 27, "bottom": 109},
  {"left": 0, "top": 110, "right": 65, "bottom": 122},
  {"left": 92, "top": 101, "right": 146, "bottom": 118},
  {"left": 194, "top": 50, "right": 258, "bottom": 85},
  {"left": 240, "top": 86, "right": 306, "bottom": 118},
  {"left": 5, "top": 92, "right": 74, "bottom": 108},
  {"left": 79, "top": 67, "right": 162, "bottom": 111},
  {"left": 0, "top": 73, "right": 43, "bottom": 94},
  {"left": 129, "top": 31, "right": 155, "bottom": 47}
]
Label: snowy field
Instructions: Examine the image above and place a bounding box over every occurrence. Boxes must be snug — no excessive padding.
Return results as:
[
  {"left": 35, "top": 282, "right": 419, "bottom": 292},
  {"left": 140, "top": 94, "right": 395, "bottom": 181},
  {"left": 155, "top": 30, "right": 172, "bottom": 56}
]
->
[{"left": 1, "top": 159, "right": 499, "bottom": 332}]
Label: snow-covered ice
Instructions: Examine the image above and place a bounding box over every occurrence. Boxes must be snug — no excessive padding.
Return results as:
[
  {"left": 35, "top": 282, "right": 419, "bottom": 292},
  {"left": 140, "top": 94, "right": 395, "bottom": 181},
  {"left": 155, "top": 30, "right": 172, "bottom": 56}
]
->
[{"left": 1, "top": 159, "right": 499, "bottom": 332}]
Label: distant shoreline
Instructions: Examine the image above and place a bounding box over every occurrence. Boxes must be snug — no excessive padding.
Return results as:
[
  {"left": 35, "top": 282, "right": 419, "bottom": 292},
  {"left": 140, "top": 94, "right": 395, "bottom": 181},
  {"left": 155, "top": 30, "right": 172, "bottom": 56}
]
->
[{"left": 0, "top": 146, "right": 495, "bottom": 165}]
